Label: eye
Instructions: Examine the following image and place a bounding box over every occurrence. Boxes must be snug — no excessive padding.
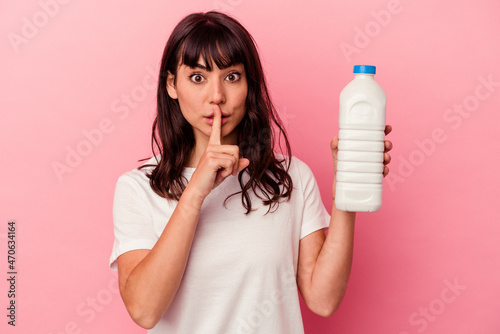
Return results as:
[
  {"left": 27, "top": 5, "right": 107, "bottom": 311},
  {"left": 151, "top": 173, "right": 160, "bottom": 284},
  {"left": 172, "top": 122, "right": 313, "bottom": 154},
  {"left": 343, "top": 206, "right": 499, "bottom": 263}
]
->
[
  {"left": 189, "top": 73, "right": 205, "bottom": 84},
  {"left": 225, "top": 72, "right": 241, "bottom": 82}
]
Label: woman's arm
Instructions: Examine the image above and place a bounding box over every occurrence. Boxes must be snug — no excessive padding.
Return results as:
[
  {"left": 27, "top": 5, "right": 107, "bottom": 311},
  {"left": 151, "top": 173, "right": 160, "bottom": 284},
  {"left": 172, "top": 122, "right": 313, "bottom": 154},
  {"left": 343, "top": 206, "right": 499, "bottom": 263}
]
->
[
  {"left": 297, "top": 125, "right": 392, "bottom": 317},
  {"left": 117, "top": 186, "right": 204, "bottom": 329},
  {"left": 297, "top": 200, "right": 355, "bottom": 317},
  {"left": 117, "top": 106, "right": 249, "bottom": 329}
]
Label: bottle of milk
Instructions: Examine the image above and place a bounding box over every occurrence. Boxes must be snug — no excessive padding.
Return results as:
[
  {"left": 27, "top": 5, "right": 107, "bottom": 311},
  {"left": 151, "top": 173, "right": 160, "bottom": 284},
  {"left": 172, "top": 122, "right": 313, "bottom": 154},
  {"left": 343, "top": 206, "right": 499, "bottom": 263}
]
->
[{"left": 335, "top": 65, "right": 386, "bottom": 212}]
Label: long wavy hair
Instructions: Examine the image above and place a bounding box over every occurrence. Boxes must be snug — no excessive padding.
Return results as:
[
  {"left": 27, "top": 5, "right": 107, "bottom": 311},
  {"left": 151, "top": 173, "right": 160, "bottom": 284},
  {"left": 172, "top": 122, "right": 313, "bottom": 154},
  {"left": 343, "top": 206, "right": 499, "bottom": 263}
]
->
[{"left": 141, "top": 11, "right": 293, "bottom": 214}]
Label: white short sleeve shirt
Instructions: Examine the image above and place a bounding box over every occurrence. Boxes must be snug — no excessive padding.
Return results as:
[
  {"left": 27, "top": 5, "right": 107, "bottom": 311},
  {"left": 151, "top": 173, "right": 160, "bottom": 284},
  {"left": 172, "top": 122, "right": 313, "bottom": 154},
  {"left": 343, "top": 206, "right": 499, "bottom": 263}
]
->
[{"left": 110, "top": 155, "right": 331, "bottom": 333}]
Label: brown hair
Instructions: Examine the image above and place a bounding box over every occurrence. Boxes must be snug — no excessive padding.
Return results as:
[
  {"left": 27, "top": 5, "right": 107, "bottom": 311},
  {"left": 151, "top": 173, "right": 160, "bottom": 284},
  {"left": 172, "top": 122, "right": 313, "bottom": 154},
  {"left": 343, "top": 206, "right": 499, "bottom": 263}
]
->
[{"left": 141, "top": 11, "right": 293, "bottom": 214}]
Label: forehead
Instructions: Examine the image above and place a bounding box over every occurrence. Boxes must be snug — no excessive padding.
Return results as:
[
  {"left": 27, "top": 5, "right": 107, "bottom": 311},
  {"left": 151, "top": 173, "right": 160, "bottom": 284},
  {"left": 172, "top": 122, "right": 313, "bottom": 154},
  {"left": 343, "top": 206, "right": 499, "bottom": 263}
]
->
[{"left": 179, "top": 56, "right": 243, "bottom": 71}]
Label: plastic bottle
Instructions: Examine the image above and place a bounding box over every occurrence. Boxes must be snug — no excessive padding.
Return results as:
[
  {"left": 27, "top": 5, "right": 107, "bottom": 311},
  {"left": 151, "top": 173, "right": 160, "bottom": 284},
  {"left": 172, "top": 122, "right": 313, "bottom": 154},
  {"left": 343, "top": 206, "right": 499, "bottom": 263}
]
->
[{"left": 335, "top": 65, "right": 386, "bottom": 212}]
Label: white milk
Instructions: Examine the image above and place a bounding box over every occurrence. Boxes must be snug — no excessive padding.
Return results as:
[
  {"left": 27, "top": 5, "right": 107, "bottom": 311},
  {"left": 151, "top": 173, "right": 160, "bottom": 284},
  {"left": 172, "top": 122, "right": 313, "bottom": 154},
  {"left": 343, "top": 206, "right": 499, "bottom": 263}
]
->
[{"left": 335, "top": 65, "right": 386, "bottom": 212}]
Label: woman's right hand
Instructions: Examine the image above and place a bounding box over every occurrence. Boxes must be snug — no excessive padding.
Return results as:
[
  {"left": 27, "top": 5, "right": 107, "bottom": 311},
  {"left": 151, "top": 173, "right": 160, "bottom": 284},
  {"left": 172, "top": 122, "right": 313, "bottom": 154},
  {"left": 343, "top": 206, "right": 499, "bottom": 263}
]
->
[
  {"left": 185, "top": 104, "right": 250, "bottom": 201},
  {"left": 118, "top": 107, "right": 246, "bottom": 328}
]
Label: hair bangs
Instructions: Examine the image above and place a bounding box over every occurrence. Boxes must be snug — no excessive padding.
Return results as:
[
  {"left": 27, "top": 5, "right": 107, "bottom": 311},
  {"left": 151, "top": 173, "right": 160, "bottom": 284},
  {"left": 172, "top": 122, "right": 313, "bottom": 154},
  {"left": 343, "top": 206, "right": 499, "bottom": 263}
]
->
[{"left": 180, "top": 22, "right": 245, "bottom": 71}]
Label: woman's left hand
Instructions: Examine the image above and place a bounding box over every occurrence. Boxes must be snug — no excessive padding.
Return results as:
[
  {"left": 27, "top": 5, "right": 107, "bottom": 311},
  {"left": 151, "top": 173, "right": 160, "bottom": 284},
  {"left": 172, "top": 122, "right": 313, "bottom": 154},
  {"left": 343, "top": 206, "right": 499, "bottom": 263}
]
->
[{"left": 330, "top": 124, "right": 393, "bottom": 178}]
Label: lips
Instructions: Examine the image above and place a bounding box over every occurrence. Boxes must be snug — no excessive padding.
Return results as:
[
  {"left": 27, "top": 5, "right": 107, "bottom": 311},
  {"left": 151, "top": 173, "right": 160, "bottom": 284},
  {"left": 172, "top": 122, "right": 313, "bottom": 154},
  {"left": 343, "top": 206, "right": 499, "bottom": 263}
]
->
[
  {"left": 205, "top": 114, "right": 229, "bottom": 125},
  {"left": 205, "top": 110, "right": 229, "bottom": 126},
  {"left": 205, "top": 111, "right": 230, "bottom": 118}
]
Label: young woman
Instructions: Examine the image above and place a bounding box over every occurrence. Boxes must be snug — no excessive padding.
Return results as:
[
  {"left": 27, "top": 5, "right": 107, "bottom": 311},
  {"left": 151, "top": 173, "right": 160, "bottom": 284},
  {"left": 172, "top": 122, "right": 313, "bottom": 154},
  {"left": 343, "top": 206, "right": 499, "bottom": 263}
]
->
[{"left": 109, "top": 11, "right": 392, "bottom": 333}]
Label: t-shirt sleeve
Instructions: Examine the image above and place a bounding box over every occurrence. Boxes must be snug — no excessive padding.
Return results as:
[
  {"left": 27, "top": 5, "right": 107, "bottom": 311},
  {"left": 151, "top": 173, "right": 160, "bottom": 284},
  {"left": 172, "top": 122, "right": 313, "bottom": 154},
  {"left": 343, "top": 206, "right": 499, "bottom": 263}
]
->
[
  {"left": 109, "top": 173, "right": 157, "bottom": 271},
  {"left": 294, "top": 158, "right": 331, "bottom": 239}
]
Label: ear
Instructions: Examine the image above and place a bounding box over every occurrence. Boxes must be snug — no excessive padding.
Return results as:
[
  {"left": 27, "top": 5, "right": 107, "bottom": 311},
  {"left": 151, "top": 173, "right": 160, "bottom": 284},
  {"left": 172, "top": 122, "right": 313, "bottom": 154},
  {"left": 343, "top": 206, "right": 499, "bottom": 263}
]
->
[{"left": 166, "top": 71, "right": 178, "bottom": 99}]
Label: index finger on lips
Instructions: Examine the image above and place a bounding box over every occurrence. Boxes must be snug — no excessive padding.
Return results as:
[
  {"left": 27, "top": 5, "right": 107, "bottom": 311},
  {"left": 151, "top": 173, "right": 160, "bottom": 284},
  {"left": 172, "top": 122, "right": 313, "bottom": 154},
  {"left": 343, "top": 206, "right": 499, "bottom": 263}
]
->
[{"left": 208, "top": 104, "right": 222, "bottom": 146}]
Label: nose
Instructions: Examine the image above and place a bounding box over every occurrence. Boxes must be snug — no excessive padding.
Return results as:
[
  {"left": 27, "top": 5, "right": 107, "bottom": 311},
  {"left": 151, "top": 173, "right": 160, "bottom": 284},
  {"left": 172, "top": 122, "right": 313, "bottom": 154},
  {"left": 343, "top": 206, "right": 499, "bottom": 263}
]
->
[{"left": 209, "top": 79, "right": 225, "bottom": 105}]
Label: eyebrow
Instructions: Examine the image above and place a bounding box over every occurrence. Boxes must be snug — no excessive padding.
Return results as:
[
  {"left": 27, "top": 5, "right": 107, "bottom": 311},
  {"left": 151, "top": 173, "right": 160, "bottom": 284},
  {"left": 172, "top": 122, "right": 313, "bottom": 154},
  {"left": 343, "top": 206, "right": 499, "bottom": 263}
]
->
[
  {"left": 188, "top": 63, "right": 243, "bottom": 71},
  {"left": 190, "top": 63, "right": 207, "bottom": 70}
]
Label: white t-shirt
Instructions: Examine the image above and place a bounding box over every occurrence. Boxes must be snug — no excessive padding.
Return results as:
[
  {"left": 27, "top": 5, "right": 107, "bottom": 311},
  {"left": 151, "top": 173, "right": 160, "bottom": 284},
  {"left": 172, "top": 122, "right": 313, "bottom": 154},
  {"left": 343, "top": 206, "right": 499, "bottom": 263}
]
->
[{"left": 109, "top": 154, "right": 331, "bottom": 334}]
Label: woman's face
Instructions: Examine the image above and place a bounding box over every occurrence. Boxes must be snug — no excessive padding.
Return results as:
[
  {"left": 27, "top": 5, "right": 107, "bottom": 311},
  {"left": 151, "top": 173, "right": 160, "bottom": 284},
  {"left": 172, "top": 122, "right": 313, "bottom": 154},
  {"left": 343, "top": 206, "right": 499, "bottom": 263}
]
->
[{"left": 167, "top": 57, "right": 248, "bottom": 145}]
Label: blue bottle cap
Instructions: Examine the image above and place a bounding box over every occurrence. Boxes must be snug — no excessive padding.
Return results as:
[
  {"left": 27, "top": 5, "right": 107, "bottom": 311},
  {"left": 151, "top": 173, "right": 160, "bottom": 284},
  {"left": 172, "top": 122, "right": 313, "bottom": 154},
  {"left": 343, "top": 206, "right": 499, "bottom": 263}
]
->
[{"left": 353, "top": 65, "right": 376, "bottom": 74}]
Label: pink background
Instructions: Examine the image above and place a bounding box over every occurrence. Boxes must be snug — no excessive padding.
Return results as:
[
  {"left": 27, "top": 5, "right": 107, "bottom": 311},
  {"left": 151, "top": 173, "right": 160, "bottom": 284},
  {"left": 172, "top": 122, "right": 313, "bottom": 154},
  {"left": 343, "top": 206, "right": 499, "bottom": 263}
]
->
[{"left": 1, "top": 0, "right": 499, "bottom": 333}]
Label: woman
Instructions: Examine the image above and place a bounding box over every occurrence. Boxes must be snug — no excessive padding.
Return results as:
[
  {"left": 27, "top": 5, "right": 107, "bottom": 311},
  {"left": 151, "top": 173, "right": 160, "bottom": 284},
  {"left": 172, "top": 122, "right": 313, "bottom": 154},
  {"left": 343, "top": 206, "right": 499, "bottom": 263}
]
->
[{"left": 109, "top": 11, "right": 392, "bottom": 333}]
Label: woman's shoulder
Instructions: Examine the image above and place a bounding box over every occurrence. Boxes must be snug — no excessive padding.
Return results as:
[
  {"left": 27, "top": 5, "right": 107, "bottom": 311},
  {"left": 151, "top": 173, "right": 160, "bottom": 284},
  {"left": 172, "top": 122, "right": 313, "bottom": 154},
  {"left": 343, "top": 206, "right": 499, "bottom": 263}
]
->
[
  {"left": 115, "top": 156, "right": 159, "bottom": 189},
  {"left": 274, "top": 152, "right": 309, "bottom": 170},
  {"left": 115, "top": 155, "right": 193, "bottom": 190},
  {"left": 273, "top": 152, "right": 315, "bottom": 179}
]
